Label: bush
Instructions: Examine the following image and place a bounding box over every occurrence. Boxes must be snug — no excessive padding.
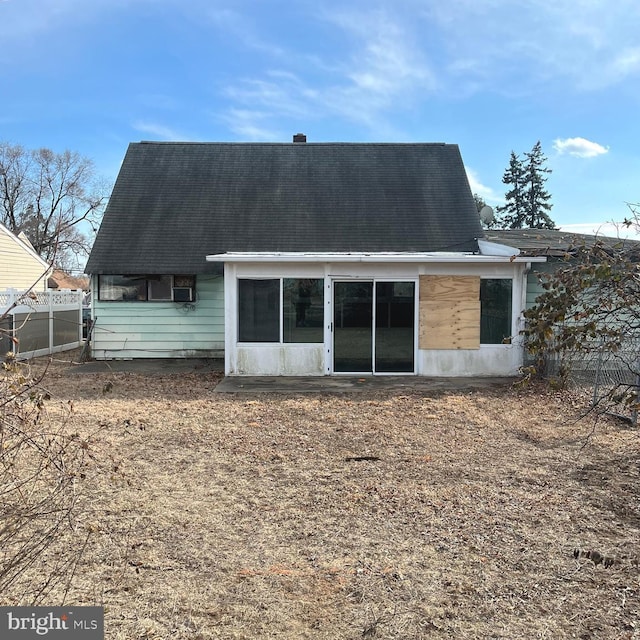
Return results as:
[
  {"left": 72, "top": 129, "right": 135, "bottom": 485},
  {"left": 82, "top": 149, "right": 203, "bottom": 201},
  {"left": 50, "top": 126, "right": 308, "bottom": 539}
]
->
[{"left": 0, "top": 351, "right": 93, "bottom": 604}]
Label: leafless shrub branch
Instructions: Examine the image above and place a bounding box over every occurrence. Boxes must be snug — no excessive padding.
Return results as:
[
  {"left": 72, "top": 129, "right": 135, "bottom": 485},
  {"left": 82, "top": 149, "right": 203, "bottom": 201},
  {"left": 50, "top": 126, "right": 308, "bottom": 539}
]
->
[{"left": 0, "top": 353, "right": 94, "bottom": 604}]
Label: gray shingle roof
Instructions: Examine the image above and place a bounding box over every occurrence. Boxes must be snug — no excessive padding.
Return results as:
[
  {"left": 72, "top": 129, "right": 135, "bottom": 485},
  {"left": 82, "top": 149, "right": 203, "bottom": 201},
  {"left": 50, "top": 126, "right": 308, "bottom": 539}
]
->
[
  {"left": 86, "top": 141, "right": 483, "bottom": 275},
  {"left": 485, "top": 229, "right": 639, "bottom": 257}
]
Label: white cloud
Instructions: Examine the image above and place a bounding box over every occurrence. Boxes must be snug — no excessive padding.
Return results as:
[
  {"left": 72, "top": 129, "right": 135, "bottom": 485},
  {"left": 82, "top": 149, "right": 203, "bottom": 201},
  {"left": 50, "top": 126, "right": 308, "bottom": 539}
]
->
[
  {"left": 220, "top": 8, "right": 436, "bottom": 136},
  {"left": 132, "top": 121, "right": 192, "bottom": 141},
  {"left": 608, "top": 47, "right": 640, "bottom": 81},
  {"left": 417, "top": 0, "right": 640, "bottom": 92},
  {"left": 220, "top": 109, "right": 280, "bottom": 141},
  {"left": 553, "top": 137, "right": 609, "bottom": 158},
  {"left": 465, "top": 167, "right": 501, "bottom": 205},
  {"left": 223, "top": 74, "right": 315, "bottom": 123}
]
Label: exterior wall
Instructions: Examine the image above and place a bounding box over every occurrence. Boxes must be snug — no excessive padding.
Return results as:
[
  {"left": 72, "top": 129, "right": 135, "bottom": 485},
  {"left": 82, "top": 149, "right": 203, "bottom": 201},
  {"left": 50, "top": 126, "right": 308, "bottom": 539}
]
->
[
  {"left": 416, "top": 262, "right": 527, "bottom": 377},
  {"left": 224, "top": 259, "right": 531, "bottom": 377},
  {"left": 225, "top": 262, "right": 327, "bottom": 375},
  {"left": 526, "top": 261, "right": 557, "bottom": 309},
  {"left": 236, "top": 345, "right": 325, "bottom": 376},
  {"left": 0, "top": 227, "right": 50, "bottom": 291},
  {"left": 90, "top": 274, "right": 224, "bottom": 358}
]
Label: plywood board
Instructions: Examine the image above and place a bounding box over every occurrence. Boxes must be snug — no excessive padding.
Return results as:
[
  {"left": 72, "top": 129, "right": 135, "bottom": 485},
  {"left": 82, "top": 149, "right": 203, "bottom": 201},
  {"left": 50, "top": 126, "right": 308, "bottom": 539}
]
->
[
  {"left": 420, "top": 275, "right": 480, "bottom": 302},
  {"left": 419, "top": 300, "right": 480, "bottom": 350},
  {"left": 418, "top": 275, "right": 480, "bottom": 349}
]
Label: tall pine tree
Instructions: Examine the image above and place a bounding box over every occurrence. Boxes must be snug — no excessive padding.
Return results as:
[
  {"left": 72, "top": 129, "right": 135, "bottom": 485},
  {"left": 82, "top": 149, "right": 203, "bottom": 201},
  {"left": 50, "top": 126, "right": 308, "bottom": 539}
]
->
[
  {"left": 495, "top": 142, "right": 555, "bottom": 229},
  {"left": 523, "top": 141, "right": 555, "bottom": 229},
  {"left": 495, "top": 151, "right": 526, "bottom": 228}
]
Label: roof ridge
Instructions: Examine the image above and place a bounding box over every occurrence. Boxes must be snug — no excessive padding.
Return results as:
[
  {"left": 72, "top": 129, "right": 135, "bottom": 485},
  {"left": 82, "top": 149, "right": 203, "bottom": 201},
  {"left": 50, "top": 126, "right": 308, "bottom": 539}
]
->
[{"left": 137, "top": 141, "right": 449, "bottom": 146}]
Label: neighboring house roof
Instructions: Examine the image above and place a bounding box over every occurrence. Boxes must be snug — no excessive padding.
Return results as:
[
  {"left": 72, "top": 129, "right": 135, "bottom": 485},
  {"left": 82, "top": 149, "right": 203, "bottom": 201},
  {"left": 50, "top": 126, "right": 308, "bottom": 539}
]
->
[
  {"left": 47, "top": 269, "right": 89, "bottom": 291},
  {"left": 485, "top": 229, "right": 640, "bottom": 257},
  {"left": 86, "top": 141, "right": 484, "bottom": 275}
]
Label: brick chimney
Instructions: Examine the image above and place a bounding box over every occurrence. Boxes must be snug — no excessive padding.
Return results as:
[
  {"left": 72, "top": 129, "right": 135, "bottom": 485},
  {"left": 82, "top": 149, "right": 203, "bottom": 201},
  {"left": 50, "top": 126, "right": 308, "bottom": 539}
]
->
[{"left": 293, "top": 133, "right": 307, "bottom": 143}]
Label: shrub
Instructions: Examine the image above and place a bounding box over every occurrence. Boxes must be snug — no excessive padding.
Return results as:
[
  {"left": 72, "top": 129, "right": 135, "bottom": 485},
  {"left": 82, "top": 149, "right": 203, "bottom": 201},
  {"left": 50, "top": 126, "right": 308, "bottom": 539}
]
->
[{"left": 0, "top": 351, "right": 93, "bottom": 604}]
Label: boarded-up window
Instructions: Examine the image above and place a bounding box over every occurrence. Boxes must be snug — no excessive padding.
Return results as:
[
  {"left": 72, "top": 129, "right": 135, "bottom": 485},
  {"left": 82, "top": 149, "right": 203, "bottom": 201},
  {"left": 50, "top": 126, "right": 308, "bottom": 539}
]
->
[{"left": 419, "top": 275, "right": 480, "bottom": 350}]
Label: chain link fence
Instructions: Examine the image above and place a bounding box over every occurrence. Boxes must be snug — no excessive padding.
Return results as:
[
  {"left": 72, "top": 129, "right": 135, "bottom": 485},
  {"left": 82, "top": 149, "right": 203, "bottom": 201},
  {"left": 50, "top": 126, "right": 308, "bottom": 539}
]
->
[{"left": 528, "top": 337, "right": 640, "bottom": 426}]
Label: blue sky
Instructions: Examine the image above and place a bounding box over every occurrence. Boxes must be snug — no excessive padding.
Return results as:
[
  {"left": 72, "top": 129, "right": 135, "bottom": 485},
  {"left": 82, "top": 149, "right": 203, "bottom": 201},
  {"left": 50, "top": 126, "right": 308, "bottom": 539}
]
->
[{"left": 2, "top": 0, "right": 640, "bottom": 237}]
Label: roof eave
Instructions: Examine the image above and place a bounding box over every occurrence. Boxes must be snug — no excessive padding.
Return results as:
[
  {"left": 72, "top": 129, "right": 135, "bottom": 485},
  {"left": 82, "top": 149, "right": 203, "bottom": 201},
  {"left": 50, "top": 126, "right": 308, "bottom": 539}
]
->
[{"left": 206, "top": 251, "right": 546, "bottom": 264}]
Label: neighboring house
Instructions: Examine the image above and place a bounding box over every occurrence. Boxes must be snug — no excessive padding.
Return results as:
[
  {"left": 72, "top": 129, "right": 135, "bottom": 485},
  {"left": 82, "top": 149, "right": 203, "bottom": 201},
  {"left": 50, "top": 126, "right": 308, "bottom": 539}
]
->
[
  {"left": 0, "top": 223, "right": 51, "bottom": 291},
  {"left": 484, "top": 229, "right": 639, "bottom": 310},
  {"left": 48, "top": 269, "right": 90, "bottom": 292},
  {"left": 85, "top": 138, "right": 545, "bottom": 376}
]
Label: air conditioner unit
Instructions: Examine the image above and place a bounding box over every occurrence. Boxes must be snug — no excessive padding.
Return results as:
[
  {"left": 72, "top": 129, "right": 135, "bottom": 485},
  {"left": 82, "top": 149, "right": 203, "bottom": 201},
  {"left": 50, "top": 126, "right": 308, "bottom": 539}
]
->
[{"left": 173, "top": 287, "right": 194, "bottom": 303}]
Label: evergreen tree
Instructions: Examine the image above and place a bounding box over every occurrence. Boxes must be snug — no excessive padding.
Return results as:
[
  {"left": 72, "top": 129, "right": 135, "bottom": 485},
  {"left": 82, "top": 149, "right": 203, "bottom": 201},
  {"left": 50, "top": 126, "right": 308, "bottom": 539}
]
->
[
  {"left": 495, "top": 151, "right": 526, "bottom": 228},
  {"left": 523, "top": 141, "right": 555, "bottom": 229},
  {"left": 495, "top": 142, "right": 555, "bottom": 230},
  {"left": 473, "top": 193, "right": 487, "bottom": 213}
]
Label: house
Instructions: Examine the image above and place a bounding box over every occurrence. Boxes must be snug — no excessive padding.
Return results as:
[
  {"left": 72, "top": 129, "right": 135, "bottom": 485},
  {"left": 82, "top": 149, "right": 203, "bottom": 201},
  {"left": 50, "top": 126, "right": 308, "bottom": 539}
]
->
[
  {"left": 484, "top": 229, "right": 639, "bottom": 310},
  {"left": 0, "top": 222, "right": 51, "bottom": 291},
  {"left": 0, "top": 228, "right": 83, "bottom": 358},
  {"left": 85, "top": 138, "right": 545, "bottom": 376},
  {"left": 47, "top": 269, "right": 90, "bottom": 292}
]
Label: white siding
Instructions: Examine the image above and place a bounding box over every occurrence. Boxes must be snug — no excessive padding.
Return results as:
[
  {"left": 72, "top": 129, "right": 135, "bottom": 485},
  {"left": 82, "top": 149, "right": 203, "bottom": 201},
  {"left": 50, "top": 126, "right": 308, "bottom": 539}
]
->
[
  {"left": 223, "top": 259, "right": 529, "bottom": 377},
  {"left": 91, "top": 275, "right": 224, "bottom": 358}
]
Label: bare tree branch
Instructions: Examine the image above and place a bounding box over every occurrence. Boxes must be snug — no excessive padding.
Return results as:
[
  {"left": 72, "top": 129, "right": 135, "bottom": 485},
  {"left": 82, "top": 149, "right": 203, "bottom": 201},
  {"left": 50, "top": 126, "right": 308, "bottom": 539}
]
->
[{"left": 0, "top": 142, "right": 109, "bottom": 271}]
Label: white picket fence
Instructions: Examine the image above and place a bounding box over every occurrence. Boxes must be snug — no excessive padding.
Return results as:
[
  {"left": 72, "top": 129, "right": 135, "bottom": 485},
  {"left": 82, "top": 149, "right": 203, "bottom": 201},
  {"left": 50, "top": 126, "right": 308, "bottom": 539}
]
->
[{"left": 0, "top": 288, "right": 84, "bottom": 359}]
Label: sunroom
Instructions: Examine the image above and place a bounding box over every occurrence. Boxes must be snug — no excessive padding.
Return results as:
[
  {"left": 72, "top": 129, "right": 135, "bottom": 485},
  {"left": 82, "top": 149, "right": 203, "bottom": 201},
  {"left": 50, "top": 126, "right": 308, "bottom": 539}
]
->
[{"left": 207, "top": 251, "right": 545, "bottom": 377}]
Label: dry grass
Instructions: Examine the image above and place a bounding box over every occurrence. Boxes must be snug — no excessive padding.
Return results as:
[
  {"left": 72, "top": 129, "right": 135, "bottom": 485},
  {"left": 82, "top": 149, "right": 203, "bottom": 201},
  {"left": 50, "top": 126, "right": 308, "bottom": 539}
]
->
[{"left": 3, "top": 352, "right": 640, "bottom": 639}]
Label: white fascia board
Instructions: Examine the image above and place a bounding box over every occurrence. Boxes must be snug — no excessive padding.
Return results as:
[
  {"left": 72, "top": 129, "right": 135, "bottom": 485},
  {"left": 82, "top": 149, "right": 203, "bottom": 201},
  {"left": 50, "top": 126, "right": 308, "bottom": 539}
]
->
[{"left": 206, "top": 251, "right": 546, "bottom": 264}]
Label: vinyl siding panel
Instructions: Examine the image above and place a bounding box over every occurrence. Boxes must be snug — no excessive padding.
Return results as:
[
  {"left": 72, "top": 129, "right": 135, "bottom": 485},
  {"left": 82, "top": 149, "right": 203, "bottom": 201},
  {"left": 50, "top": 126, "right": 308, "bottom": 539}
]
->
[
  {"left": 91, "top": 275, "right": 224, "bottom": 358},
  {"left": 526, "top": 262, "right": 557, "bottom": 308},
  {"left": 0, "top": 230, "right": 49, "bottom": 291}
]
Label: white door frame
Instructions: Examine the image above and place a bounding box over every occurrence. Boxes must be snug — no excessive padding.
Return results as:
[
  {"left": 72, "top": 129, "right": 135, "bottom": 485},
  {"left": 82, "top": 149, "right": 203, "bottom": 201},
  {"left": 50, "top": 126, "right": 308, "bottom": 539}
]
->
[{"left": 327, "top": 277, "right": 418, "bottom": 375}]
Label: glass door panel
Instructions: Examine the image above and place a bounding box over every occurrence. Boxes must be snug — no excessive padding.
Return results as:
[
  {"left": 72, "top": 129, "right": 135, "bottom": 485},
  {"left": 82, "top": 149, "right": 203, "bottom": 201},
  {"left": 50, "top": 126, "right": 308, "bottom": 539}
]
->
[
  {"left": 375, "top": 281, "right": 415, "bottom": 372},
  {"left": 333, "top": 281, "right": 373, "bottom": 373}
]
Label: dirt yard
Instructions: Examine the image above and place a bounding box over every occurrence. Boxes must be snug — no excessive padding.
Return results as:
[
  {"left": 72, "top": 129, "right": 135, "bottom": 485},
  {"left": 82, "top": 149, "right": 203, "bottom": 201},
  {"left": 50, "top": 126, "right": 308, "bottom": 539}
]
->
[{"left": 6, "top": 353, "right": 640, "bottom": 639}]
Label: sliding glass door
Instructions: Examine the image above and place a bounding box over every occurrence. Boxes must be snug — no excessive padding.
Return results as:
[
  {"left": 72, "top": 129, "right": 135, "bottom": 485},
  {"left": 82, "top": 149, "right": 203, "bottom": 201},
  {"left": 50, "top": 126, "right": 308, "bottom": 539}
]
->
[
  {"left": 374, "top": 281, "right": 415, "bottom": 372},
  {"left": 333, "top": 280, "right": 415, "bottom": 374},
  {"left": 333, "top": 281, "right": 373, "bottom": 373}
]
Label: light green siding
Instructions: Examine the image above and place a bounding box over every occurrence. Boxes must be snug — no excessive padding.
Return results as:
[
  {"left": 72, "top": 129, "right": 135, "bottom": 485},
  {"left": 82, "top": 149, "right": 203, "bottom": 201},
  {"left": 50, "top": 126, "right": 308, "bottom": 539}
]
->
[
  {"left": 526, "top": 262, "right": 557, "bottom": 309},
  {"left": 91, "top": 275, "right": 224, "bottom": 358}
]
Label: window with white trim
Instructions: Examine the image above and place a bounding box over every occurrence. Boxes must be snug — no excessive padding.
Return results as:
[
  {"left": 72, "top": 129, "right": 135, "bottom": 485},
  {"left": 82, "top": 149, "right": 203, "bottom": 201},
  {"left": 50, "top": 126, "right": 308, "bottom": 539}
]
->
[
  {"left": 238, "top": 278, "right": 324, "bottom": 343},
  {"left": 98, "top": 275, "right": 195, "bottom": 302},
  {"left": 480, "top": 279, "right": 512, "bottom": 344}
]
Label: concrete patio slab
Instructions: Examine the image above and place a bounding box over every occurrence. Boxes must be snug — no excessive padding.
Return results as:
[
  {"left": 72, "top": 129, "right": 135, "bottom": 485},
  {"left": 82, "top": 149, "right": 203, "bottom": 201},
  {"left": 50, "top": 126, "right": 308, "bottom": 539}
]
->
[
  {"left": 213, "top": 375, "right": 516, "bottom": 393},
  {"left": 60, "top": 357, "right": 516, "bottom": 393}
]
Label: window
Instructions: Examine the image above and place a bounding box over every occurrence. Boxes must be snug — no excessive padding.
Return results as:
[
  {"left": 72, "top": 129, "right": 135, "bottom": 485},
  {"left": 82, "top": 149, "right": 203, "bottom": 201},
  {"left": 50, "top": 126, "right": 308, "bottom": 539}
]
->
[
  {"left": 283, "top": 279, "right": 324, "bottom": 343},
  {"left": 238, "top": 279, "right": 280, "bottom": 342},
  {"left": 98, "top": 275, "right": 195, "bottom": 302},
  {"left": 238, "top": 278, "right": 324, "bottom": 343},
  {"left": 480, "top": 279, "right": 512, "bottom": 344},
  {"left": 99, "top": 275, "right": 148, "bottom": 301},
  {"left": 148, "top": 275, "right": 173, "bottom": 300}
]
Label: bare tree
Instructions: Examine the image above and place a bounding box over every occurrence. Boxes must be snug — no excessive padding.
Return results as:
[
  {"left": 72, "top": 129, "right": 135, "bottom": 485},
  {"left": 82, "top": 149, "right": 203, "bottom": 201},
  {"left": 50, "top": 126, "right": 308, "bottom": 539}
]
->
[{"left": 0, "top": 143, "right": 108, "bottom": 270}]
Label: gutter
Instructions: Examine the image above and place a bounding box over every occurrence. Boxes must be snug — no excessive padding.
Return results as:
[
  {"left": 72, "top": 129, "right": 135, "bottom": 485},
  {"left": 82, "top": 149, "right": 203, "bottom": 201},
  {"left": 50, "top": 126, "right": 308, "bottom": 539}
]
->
[{"left": 206, "top": 251, "right": 547, "bottom": 264}]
